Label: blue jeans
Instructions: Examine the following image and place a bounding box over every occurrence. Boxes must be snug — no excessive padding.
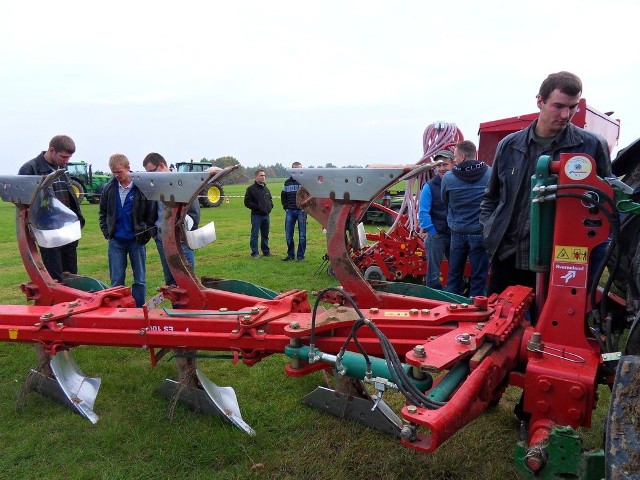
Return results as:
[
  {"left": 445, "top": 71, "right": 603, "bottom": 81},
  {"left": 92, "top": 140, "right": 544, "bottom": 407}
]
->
[
  {"left": 446, "top": 233, "right": 489, "bottom": 298},
  {"left": 155, "top": 237, "right": 195, "bottom": 286},
  {"left": 250, "top": 214, "right": 270, "bottom": 255},
  {"left": 285, "top": 209, "right": 307, "bottom": 259},
  {"left": 425, "top": 233, "right": 450, "bottom": 289},
  {"left": 108, "top": 238, "right": 147, "bottom": 307}
]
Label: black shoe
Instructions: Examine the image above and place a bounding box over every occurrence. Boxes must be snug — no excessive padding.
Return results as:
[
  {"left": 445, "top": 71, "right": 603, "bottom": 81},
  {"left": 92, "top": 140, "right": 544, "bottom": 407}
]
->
[
  {"left": 282, "top": 256, "right": 294, "bottom": 261},
  {"left": 251, "top": 253, "right": 259, "bottom": 259},
  {"left": 263, "top": 252, "right": 272, "bottom": 257}
]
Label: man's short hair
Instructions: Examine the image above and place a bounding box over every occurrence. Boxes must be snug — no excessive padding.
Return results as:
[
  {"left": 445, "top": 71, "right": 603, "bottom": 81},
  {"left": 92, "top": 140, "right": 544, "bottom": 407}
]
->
[
  {"left": 538, "top": 71, "right": 582, "bottom": 101},
  {"left": 109, "top": 153, "right": 130, "bottom": 170},
  {"left": 455, "top": 140, "right": 477, "bottom": 160},
  {"left": 254, "top": 169, "right": 265, "bottom": 177},
  {"left": 292, "top": 162, "right": 302, "bottom": 168},
  {"left": 49, "top": 135, "right": 75, "bottom": 154},
  {"left": 143, "top": 152, "right": 167, "bottom": 169}
]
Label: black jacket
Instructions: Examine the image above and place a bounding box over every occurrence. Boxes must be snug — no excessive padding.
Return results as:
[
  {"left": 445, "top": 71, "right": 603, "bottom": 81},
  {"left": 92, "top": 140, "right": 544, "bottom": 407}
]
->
[
  {"left": 480, "top": 121, "right": 612, "bottom": 258},
  {"left": 99, "top": 178, "right": 157, "bottom": 245},
  {"left": 18, "top": 152, "right": 85, "bottom": 228},
  {"left": 281, "top": 176, "right": 301, "bottom": 210},
  {"left": 244, "top": 182, "right": 273, "bottom": 215}
]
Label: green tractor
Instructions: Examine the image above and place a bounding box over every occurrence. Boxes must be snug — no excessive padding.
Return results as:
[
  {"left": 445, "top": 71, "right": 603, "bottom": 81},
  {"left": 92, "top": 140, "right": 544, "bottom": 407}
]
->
[
  {"left": 66, "top": 161, "right": 112, "bottom": 204},
  {"left": 175, "top": 160, "right": 225, "bottom": 208}
]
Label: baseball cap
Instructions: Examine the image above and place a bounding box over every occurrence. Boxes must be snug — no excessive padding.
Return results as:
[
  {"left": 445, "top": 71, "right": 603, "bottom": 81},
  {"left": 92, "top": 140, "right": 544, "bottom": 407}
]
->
[{"left": 433, "top": 149, "right": 455, "bottom": 161}]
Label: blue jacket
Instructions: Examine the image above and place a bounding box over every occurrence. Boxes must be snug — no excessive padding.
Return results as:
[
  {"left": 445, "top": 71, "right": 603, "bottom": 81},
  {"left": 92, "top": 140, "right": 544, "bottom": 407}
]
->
[
  {"left": 442, "top": 161, "right": 491, "bottom": 234},
  {"left": 418, "top": 175, "right": 449, "bottom": 236},
  {"left": 99, "top": 178, "right": 157, "bottom": 245}
]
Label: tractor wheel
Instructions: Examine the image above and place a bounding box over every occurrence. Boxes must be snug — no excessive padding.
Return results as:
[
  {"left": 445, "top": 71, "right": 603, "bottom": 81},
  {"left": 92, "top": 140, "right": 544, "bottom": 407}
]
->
[
  {"left": 364, "top": 265, "right": 384, "bottom": 281},
  {"left": 70, "top": 180, "right": 85, "bottom": 204},
  {"left": 200, "top": 182, "right": 224, "bottom": 208}
]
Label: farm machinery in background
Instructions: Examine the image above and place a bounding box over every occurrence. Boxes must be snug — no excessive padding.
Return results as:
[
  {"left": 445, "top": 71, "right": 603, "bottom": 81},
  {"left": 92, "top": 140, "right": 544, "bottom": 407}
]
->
[
  {"left": 0, "top": 138, "right": 639, "bottom": 479},
  {"left": 349, "top": 101, "right": 622, "bottom": 285},
  {"left": 66, "top": 161, "right": 111, "bottom": 204},
  {"left": 175, "top": 160, "right": 225, "bottom": 207}
]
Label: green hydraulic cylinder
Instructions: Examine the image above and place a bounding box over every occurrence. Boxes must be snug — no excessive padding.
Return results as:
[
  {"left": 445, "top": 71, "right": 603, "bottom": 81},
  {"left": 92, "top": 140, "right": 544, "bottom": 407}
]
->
[
  {"left": 284, "top": 345, "right": 433, "bottom": 392},
  {"left": 530, "top": 155, "right": 557, "bottom": 273},
  {"left": 425, "top": 360, "right": 469, "bottom": 402}
]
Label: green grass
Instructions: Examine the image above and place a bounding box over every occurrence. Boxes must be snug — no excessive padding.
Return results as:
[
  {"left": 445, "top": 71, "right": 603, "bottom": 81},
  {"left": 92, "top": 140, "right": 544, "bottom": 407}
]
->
[{"left": 0, "top": 182, "right": 609, "bottom": 480}]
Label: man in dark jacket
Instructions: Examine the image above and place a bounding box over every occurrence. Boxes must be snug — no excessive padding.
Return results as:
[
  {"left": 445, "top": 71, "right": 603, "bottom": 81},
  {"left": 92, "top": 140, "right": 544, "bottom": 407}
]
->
[
  {"left": 480, "top": 71, "right": 612, "bottom": 295},
  {"left": 418, "top": 150, "right": 454, "bottom": 289},
  {"left": 99, "top": 154, "right": 157, "bottom": 307},
  {"left": 18, "top": 135, "right": 85, "bottom": 282},
  {"left": 143, "top": 152, "right": 200, "bottom": 286},
  {"left": 280, "top": 162, "right": 307, "bottom": 261},
  {"left": 442, "top": 140, "right": 491, "bottom": 297},
  {"left": 244, "top": 169, "right": 274, "bottom": 258}
]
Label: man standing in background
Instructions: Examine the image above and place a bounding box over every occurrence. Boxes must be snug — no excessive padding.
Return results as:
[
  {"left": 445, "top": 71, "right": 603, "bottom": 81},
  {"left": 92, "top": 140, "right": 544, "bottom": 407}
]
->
[
  {"left": 441, "top": 140, "right": 491, "bottom": 297},
  {"left": 18, "top": 135, "right": 85, "bottom": 282},
  {"left": 244, "top": 169, "right": 274, "bottom": 258},
  {"left": 281, "top": 162, "right": 307, "bottom": 262}
]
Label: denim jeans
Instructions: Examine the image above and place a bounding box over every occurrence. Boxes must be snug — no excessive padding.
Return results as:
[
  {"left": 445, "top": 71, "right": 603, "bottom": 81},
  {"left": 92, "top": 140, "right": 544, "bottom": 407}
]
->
[
  {"left": 285, "top": 209, "right": 307, "bottom": 259},
  {"left": 425, "top": 233, "right": 450, "bottom": 289},
  {"left": 108, "top": 238, "right": 147, "bottom": 307},
  {"left": 250, "top": 214, "right": 270, "bottom": 255},
  {"left": 155, "top": 237, "right": 195, "bottom": 286},
  {"left": 446, "top": 233, "right": 489, "bottom": 297}
]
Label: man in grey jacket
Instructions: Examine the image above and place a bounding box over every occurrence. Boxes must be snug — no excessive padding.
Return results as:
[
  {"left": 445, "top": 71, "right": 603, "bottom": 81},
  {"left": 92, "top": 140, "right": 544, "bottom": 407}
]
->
[{"left": 480, "top": 71, "right": 612, "bottom": 296}]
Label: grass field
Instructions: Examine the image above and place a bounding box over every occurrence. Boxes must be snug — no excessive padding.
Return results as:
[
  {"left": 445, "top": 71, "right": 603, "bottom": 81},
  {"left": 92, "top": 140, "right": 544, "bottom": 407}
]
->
[{"left": 0, "top": 180, "right": 610, "bottom": 480}]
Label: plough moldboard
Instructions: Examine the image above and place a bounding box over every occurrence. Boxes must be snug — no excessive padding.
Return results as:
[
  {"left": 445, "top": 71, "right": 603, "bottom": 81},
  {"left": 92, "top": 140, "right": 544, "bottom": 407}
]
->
[{"left": 0, "top": 156, "right": 638, "bottom": 479}]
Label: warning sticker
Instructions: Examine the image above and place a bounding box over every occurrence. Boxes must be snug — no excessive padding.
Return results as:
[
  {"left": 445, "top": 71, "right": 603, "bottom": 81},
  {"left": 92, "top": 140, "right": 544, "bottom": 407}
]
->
[
  {"left": 552, "top": 262, "right": 588, "bottom": 288},
  {"left": 554, "top": 245, "right": 588, "bottom": 264}
]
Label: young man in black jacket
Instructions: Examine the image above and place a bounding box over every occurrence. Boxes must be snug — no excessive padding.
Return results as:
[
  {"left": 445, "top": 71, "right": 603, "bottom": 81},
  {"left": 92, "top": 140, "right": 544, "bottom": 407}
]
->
[
  {"left": 143, "top": 152, "right": 200, "bottom": 285},
  {"left": 244, "top": 169, "right": 274, "bottom": 258},
  {"left": 18, "top": 135, "right": 85, "bottom": 282}
]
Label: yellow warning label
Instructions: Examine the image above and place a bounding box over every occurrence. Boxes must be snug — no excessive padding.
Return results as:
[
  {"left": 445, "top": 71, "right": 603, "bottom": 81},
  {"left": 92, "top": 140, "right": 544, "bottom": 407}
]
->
[
  {"left": 384, "top": 312, "right": 410, "bottom": 317},
  {"left": 555, "top": 245, "right": 588, "bottom": 264},
  {"left": 9, "top": 328, "right": 18, "bottom": 340}
]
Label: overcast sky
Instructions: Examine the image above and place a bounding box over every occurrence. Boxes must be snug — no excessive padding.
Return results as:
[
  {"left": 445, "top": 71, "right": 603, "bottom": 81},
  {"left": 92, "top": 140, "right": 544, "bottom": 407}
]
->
[{"left": 1, "top": 0, "right": 638, "bottom": 175}]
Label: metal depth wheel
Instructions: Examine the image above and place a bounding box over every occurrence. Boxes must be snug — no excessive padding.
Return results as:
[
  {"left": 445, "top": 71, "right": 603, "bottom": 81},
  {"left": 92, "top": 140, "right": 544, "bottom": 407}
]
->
[{"left": 364, "top": 265, "right": 384, "bottom": 281}]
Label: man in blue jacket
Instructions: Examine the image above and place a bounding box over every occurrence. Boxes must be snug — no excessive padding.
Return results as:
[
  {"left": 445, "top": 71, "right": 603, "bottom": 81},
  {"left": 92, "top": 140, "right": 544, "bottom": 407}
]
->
[
  {"left": 441, "top": 141, "right": 491, "bottom": 297},
  {"left": 99, "top": 154, "right": 157, "bottom": 307},
  {"left": 418, "top": 150, "right": 455, "bottom": 289},
  {"left": 480, "top": 71, "right": 612, "bottom": 295}
]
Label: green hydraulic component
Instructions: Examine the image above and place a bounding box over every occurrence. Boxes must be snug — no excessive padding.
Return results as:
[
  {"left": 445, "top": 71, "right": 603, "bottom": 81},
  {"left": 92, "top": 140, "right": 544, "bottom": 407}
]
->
[
  {"left": 61, "top": 273, "right": 109, "bottom": 292},
  {"left": 426, "top": 361, "right": 469, "bottom": 402},
  {"left": 200, "top": 277, "right": 278, "bottom": 299},
  {"left": 371, "top": 281, "right": 470, "bottom": 304},
  {"left": 530, "top": 155, "right": 557, "bottom": 273},
  {"left": 514, "top": 426, "right": 604, "bottom": 480},
  {"left": 284, "top": 345, "right": 433, "bottom": 392}
]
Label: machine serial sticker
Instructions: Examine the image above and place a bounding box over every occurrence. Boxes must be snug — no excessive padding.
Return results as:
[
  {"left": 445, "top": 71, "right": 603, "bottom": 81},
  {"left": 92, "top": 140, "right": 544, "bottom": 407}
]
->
[
  {"left": 8, "top": 329, "right": 18, "bottom": 340},
  {"left": 554, "top": 245, "right": 588, "bottom": 264},
  {"left": 564, "top": 156, "right": 592, "bottom": 181},
  {"left": 552, "top": 262, "right": 588, "bottom": 288},
  {"left": 384, "top": 312, "right": 410, "bottom": 317}
]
